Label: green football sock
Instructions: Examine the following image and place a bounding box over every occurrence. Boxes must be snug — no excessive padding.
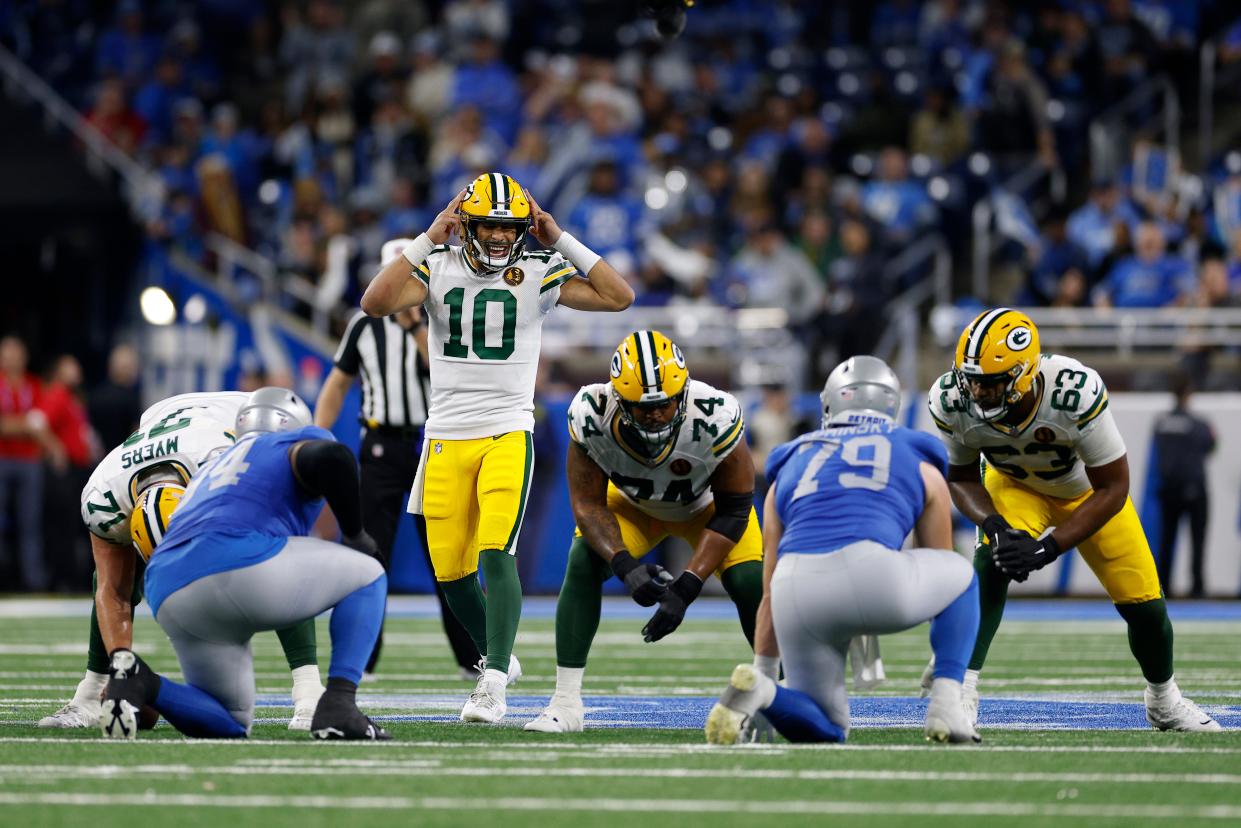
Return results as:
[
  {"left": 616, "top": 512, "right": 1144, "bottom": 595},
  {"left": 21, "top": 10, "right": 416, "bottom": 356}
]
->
[
  {"left": 440, "top": 572, "right": 489, "bottom": 658},
  {"left": 1115, "top": 598, "right": 1175, "bottom": 684},
  {"left": 720, "top": 560, "right": 763, "bottom": 648},
  {"left": 479, "top": 549, "right": 522, "bottom": 674},
  {"left": 86, "top": 566, "right": 145, "bottom": 674},
  {"left": 275, "top": 618, "right": 318, "bottom": 670},
  {"left": 968, "top": 543, "right": 1010, "bottom": 672},
  {"left": 554, "top": 537, "right": 611, "bottom": 669}
]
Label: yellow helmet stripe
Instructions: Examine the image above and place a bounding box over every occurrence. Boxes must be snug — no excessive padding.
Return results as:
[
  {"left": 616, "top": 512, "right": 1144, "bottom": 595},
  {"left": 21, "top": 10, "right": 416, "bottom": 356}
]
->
[{"left": 965, "top": 307, "right": 1011, "bottom": 364}]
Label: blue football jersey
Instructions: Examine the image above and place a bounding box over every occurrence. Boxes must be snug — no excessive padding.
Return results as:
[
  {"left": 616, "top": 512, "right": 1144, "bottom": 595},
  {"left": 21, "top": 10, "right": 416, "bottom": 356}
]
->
[
  {"left": 766, "top": 421, "right": 948, "bottom": 556},
  {"left": 145, "top": 425, "right": 335, "bottom": 613}
]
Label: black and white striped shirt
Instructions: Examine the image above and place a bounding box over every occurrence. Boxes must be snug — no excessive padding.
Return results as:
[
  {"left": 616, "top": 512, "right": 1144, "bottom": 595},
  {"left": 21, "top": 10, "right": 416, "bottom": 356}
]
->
[{"left": 334, "top": 312, "right": 430, "bottom": 428}]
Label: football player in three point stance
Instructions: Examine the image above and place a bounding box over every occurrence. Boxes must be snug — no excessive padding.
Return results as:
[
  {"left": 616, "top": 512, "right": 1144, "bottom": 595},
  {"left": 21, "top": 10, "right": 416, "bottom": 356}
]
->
[
  {"left": 706, "top": 357, "right": 981, "bottom": 745},
  {"left": 40, "top": 392, "right": 325, "bottom": 731},
  {"left": 362, "top": 172, "right": 633, "bottom": 723},
  {"left": 101, "top": 388, "right": 389, "bottom": 741},
  {"left": 927, "top": 308, "right": 1219, "bottom": 732},
  {"left": 525, "top": 331, "right": 764, "bottom": 733}
]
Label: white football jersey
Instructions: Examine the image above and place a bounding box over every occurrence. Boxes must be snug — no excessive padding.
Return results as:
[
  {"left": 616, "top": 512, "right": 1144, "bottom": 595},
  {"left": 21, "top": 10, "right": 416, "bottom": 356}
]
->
[
  {"left": 412, "top": 243, "right": 577, "bottom": 439},
  {"left": 80, "top": 392, "right": 248, "bottom": 544},
  {"left": 568, "top": 379, "right": 746, "bottom": 522},
  {"left": 928, "top": 353, "right": 1126, "bottom": 499}
]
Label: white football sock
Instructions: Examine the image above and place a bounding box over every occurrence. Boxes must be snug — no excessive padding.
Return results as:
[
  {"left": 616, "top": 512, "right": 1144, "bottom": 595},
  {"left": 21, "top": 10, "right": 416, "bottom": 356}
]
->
[
  {"left": 1148, "top": 675, "right": 1180, "bottom": 702},
  {"left": 962, "top": 669, "right": 980, "bottom": 692},
  {"left": 290, "top": 665, "right": 323, "bottom": 700},
  {"left": 753, "top": 655, "right": 780, "bottom": 680},
  {"left": 73, "top": 671, "right": 108, "bottom": 705},
  {"left": 554, "top": 666, "right": 584, "bottom": 699}
]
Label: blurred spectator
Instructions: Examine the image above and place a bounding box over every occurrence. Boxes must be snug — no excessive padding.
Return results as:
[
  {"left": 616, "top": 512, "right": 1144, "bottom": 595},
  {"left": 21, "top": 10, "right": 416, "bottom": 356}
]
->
[
  {"left": 405, "top": 31, "right": 455, "bottom": 124},
  {"left": 1020, "top": 211, "right": 1089, "bottom": 306},
  {"left": 39, "top": 355, "right": 96, "bottom": 592},
  {"left": 908, "top": 85, "right": 970, "bottom": 168},
  {"left": 352, "top": 31, "right": 409, "bottom": 128},
  {"left": 200, "top": 103, "right": 262, "bottom": 199},
  {"left": 1193, "top": 255, "right": 1240, "bottom": 309},
  {"left": 796, "top": 210, "right": 840, "bottom": 278},
  {"left": 1068, "top": 180, "right": 1141, "bottom": 273},
  {"left": 86, "top": 343, "right": 142, "bottom": 450},
  {"left": 1096, "top": 0, "right": 1158, "bottom": 101},
  {"left": 724, "top": 221, "right": 824, "bottom": 326},
  {"left": 280, "top": 0, "right": 355, "bottom": 113},
  {"left": 381, "top": 177, "right": 433, "bottom": 240},
  {"left": 1094, "top": 221, "right": 1192, "bottom": 308},
  {"left": 451, "top": 34, "right": 520, "bottom": 144},
  {"left": 812, "top": 218, "right": 892, "bottom": 367},
  {"left": 859, "top": 147, "right": 935, "bottom": 246},
  {"left": 132, "top": 55, "right": 188, "bottom": 146},
  {"left": 565, "top": 160, "right": 646, "bottom": 278},
  {"left": 444, "top": 0, "right": 510, "bottom": 45},
  {"left": 94, "top": 0, "right": 161, "bottom": 86},
  {"left": 976, "top": 39, "right": 1057, "bottom": 169},
  {"left": 748, "top": 384, "right": 796, "bottom": 471},
  {"left": 1151, "top": 373, "right": 1214, "bottom": 598},
  {"left": 0, "top": 335, "right": 55, "bottom": 591},
  {"left": 85, "top": 79, "right": 147, "bottom": 155},
  {"left": 167, "top": 19, "right": 221, "bottom": 103}
]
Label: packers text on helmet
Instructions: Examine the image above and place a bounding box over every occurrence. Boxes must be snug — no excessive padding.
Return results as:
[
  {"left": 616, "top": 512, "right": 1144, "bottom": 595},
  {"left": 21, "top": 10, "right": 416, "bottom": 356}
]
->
[
  {"left": 130, "top": 482, "right": 185, "bottom": 561},
  {"left": 610, "top": 330, "right": 689, "bottom": 458},
  {"left": 953, "top": 307, "right": 1041, "bottom": 422},
  {"left": 460, "top": 172, "right": 532, "bottom": 273}
]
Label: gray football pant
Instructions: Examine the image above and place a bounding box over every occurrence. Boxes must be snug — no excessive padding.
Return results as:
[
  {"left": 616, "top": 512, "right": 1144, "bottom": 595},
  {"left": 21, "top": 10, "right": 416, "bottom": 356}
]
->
[
  {"left": 771, "top": 541, "right": 974, "bottom": 734},
  {"left": 155, "top": 537, "right": 385, "bottom": 731}
]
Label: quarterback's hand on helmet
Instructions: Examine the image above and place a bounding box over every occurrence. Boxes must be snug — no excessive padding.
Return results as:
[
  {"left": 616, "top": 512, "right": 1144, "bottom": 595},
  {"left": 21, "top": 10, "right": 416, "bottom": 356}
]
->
[
  {"left": 993, "top": 531, "right": 1062, "bottom": 582},
  {"left": 342, "top": 530, "right": 384, "bottom": 564},
  {"left": 524, "top": 189, "right": 562, "bottom": 246},
  {"left": 609, "top": 550, "right": 672, "bottom": 607},
  {"left": 427, "top": 187, "right": 467, "bottom": 244},
  {"left": 642, "top": 571, "right": 703, "bottom": 642}
]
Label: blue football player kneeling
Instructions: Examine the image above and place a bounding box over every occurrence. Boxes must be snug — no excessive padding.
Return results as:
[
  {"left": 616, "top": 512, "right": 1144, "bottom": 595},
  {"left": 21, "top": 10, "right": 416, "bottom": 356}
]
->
[{"left": 100, "top": 387, "right": 390, "bottom": 740}]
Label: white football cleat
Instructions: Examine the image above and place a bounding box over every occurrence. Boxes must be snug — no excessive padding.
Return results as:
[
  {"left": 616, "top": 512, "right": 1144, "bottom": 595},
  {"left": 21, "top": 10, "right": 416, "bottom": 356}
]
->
[
  {"left": 848, "top": 635, "right": 886, "bottom": 691},
  {"left": 924, "top": 678, "right": 981, "bottom": 744},
  {"left": 99, "top": 698, "right": 140, "bottom": 740},
  {"left": 38, "top": 700, "right": 101, "bottom": 729},
  {"left": 705, "top": 664, "right": 776, "bottom": 746},
  {"left": 524, "top": 694, "right": 584, "bottom": 733},
  {"left": 1145, "top": 690, "right": 1222, "bottom": 732},
  {"left": 506, "top": 654, "right": 522, "bottom": 686},
  {"left": 460, "top": 673, "right": 507, "bottom": 723},
  {"left": 918, "top": 657, "right": 935, "bottom": 698}
]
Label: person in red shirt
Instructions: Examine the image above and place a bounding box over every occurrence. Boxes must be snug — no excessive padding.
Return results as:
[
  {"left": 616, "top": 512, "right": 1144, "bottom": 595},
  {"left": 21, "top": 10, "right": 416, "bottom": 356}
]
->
[
  {"left": 40, "top": 355, "right": 100, "bottom": 591},
  {"left": 0, "top": 335, "right": 62, "bottom": 591}
]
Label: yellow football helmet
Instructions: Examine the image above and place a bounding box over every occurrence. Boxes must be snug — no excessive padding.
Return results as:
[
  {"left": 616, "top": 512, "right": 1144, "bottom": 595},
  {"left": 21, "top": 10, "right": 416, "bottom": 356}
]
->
[
  {"left": 130, "top": 482, "right": 185, "bottom": 561},
  {"left": 610, "top": 330, "right": 690, "bottom": 456},
  {"left": 953, "top": 307, "right": 1041, "bottom": 422},
  {"left": 460, "top": 172, "right": 532, "bottom": 273}
]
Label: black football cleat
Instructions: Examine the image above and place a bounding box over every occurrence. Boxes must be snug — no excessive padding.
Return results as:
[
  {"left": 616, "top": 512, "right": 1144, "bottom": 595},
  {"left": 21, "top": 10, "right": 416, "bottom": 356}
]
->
[
  {"left": 309, "top": 689, "right": 391, "bottom": 741},
  {"left": 100, "top": 649, "right": 160, "bottom": 740}
]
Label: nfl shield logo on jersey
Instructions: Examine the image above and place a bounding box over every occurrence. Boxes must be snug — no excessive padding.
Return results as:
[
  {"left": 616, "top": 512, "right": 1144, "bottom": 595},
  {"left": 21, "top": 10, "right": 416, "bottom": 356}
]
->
[
  {"left": 671, "top": 458, "right": 692, "bottom": 476},
  {"left": 503, "top": 266, "right": 524, "bottom": 286}
]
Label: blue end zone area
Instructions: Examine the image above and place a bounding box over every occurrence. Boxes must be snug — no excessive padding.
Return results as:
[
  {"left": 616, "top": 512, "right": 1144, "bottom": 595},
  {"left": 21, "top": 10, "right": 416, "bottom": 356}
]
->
[{"left": 252, "top": 694, "right": 1241, "bottom": 732}]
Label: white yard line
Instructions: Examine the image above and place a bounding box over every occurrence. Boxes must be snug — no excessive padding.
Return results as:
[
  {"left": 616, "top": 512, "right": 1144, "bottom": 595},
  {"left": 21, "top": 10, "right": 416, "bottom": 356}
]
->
[{"left": 0, "top": 792, "right": 1239, "bottom": 819}]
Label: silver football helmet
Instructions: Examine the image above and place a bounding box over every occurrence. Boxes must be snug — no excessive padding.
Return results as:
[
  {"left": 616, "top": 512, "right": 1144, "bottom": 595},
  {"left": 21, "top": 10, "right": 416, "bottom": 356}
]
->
[
  {"left": 235, "top": 386, "right": 313, "bottom": 436},
  {"left": 821, "top": 356, "right": 902, "bottom": 427}
]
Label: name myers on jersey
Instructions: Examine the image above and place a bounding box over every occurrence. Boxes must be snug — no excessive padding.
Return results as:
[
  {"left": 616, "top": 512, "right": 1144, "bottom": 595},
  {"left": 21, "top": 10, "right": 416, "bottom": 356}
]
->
[{"left": 120, "top": 437, "right": 180, "bottom": 469}]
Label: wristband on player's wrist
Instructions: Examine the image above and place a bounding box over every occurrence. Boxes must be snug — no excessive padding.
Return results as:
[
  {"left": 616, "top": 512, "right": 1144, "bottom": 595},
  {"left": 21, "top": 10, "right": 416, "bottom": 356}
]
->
[
  {"left": 401, "top": 233, "right": 434, "bottom": 269},
  {"left": 609, "top": 549, "right": 640, "bottom": 579},
  {"left": 552, "top": 231, "right": 602, "bottom": 275},
  {"left": 753, "top": 654, "right": 780, "bottom": 680},
  {"left": 669, "top": 571, "right": 704, "bottom": 604}
]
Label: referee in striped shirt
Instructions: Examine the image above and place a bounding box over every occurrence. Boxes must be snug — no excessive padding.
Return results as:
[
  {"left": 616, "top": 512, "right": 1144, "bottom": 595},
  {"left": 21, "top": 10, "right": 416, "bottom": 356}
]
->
[{"left": 314, "top": 254, "right": 481, "bottom": 677}]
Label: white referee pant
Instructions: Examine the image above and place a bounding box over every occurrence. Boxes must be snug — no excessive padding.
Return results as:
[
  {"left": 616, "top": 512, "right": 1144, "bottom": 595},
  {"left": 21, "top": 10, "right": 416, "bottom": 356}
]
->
[
  {"left": 771, "top": 541, "right": 974, "bottom": 734},
  {"left": 155, "top": 537, "right": 385, "bottom": 731}
]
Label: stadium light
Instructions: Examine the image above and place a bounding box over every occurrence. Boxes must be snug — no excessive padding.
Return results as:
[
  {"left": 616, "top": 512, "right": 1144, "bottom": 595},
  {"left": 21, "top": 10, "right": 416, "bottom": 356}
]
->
[
  {"left": 140, "top": 287, "right": 176, "bottom": 326},
  {"left": 665, "top": 169, "right": 688, "bottom": 193},
  {"left": 645, "top": 186, "right": 670, "bottom": 210},
  {"left": 928, "top": 176, "right": 951, "bottom": 201},
  {"left": 183, "top": 293, "right": 207, "bottom": 324},
  {"left": 968, "top": 152, "right": 991, "bottom": 177},
  {"left": 1047, "top": 99, "right": 1066, "bottom": 122}
]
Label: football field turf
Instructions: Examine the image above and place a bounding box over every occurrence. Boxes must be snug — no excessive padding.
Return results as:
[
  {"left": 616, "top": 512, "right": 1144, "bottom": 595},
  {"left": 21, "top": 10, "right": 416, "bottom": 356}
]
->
[{"left": 1, "top": 597, "right": 1239, "bottom": 827}]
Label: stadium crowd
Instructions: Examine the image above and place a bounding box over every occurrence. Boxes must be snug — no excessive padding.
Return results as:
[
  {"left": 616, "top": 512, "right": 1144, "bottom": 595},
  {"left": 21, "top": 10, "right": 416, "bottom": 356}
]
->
[{"left": 7, "top": 0, "right": 1241, "bottom": 369}]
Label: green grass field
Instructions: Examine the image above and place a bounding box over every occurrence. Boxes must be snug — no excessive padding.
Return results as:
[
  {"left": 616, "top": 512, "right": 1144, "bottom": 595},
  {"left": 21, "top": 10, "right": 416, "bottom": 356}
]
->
[{"left": 1, "top": 600, "right": 1239, "bottom": 827}]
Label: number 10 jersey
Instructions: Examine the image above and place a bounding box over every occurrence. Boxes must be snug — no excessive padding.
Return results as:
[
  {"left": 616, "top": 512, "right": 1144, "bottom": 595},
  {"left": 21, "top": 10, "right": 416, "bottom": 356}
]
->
[
  {"left": 927, "top": 353, "right": 1126, "bottom": 499},
  {"left": 412, "top": 243, "right": 577, "bottom": 440}
]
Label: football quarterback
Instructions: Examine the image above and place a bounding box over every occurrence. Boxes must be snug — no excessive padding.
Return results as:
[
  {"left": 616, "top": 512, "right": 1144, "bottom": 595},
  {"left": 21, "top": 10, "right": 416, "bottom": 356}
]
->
[
  {"left": 361, "top": 172, "right": 633, "bottom": 724},
  {"left": 927, "top": 308, "right": 1219, "bottom": 732},
  {"left": 38, "top": 392, "right": 325, "bottom": 731},
  {"left": 525, "top": 331, "right": 763, "bottom": 733}
]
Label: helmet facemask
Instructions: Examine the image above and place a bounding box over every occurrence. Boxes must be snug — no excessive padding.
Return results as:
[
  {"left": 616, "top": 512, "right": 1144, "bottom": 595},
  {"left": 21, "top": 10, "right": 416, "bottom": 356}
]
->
[
  {"left": 955, "top": 365, "right": 1024, "bottom": 422},
  {"left": 463, "top": 216, "right": 530, "bottom": 273},
  {"left": 614, "top": 389, "right": 688, "bottom": 459}
]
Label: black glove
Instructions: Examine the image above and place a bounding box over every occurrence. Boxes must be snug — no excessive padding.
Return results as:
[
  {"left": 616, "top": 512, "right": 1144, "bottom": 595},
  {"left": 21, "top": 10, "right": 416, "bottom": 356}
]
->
[
  {"left": 642, "top": 571, "right": 703, "bottom": 643},
  {"left": 342, "top": 530, "right": 384, "bottom": 565},
  {"left": 610, "top": 550, "right": 672, "bottom": 607},
  {"left": 994, "top": 532, "right": 1062, "bottom": 581},
  {"left": 980, "top": 514, "right": 1012, "bottom": 550}
]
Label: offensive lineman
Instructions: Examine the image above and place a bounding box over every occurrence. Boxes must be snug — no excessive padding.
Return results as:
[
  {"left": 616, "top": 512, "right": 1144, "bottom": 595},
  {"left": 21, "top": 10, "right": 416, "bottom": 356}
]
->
[
  {"left": 525, "top": 331, "right": 763, "bottom": 733},
  {"left": 100, "top": 388, "right": 389, "bottom": 740},
  {"left": 928, "top": 308, "right": 1219, "bottom": 731},
  {"left": 361, "top": 172, "right": 633, "bottom": 723},
  {"left": 40, "top": 391, "right": 324, "bottom": 730},
  {"left": 707, "top": 357, "right": 981, "bottom": 744}
]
